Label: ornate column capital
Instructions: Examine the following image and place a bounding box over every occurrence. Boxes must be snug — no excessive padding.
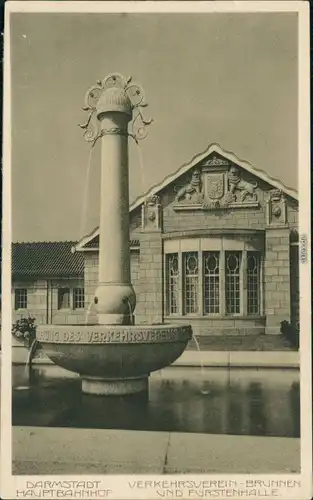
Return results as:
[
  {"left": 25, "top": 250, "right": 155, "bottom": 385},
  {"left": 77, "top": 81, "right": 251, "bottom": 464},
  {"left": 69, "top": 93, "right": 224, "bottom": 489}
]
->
[{"left": 79, "top": 73, "right": 153, "bottom": 145}]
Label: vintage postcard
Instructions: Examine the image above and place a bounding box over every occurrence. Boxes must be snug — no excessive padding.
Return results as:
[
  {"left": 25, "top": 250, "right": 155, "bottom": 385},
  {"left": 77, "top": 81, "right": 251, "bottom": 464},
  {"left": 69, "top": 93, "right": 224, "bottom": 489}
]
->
[{"left": 1, "top": 1, "right": 311, "bottom": 499}]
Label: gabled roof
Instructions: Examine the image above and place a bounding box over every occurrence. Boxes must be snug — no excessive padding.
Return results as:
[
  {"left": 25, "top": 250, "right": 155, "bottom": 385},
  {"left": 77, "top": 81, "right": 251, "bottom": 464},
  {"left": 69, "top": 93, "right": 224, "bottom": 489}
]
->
[
  {"left": 12, "top": 241, "right": 84, "bottom": 278},
  {"left": 76, "top": 143, "right": 298, "bottom": 251}
]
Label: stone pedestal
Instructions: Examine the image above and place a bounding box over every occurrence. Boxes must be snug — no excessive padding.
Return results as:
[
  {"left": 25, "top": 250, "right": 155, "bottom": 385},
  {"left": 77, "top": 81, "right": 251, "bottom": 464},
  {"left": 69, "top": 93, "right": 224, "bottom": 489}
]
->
[{"left": 82, "top": 376, "right": 148, "bottom": 396}]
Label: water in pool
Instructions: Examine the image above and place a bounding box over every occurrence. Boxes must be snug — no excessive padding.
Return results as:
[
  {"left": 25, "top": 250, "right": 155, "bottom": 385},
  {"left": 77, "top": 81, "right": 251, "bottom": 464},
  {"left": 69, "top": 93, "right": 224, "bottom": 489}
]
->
[{"left": 12, "top": 365, "right": 300, "bottom": 438}]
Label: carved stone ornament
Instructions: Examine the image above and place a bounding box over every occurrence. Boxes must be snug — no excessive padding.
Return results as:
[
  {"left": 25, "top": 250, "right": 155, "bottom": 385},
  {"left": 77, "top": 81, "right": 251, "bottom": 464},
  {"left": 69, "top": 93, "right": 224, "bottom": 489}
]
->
[
  {"left": 203, "top": 155, "right": 230, "bottom": 167},
  {"left": 269, "top": 189, "right": 283, "bottom": 202},
  {"left": 272, "top": 205, "right": 281, "bottom": 218},
  {"left": 175, "top": 168, "right": 203, "bottom": 203},
  {"left": 142, "top": 195, "right": 162, "bottom": 231},
  {"left": 78, "top": 73, "right": 153, "bottom": 146},
  {"left": 266, "top": 188, "right": 287, "bottom": 226},
  {"left": 148, "top": 211, "right": 156, "bottom": 221},
  {"left": 227, "top": 166, "right": 258, "bottom": 202},
  {"left": 206, "top": 173, "right": 225, "bottom": 200},
  {"left": 173, "top": 161, "right": 260, "bottom": 211},
  {"left": 145, "top": 194, "right": 160, "bottom": 207}
]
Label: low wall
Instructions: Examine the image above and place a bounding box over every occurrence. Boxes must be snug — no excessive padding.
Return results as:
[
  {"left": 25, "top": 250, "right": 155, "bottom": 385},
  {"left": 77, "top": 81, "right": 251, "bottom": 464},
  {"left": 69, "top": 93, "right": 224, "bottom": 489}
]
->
[{"left": 164, "top": 316, "right": 266, "bottom": 336}]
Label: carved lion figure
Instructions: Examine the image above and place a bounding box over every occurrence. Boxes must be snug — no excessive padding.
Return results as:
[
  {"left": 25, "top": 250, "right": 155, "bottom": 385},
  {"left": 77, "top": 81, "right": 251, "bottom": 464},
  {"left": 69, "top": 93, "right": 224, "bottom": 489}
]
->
[
  {"left": 175, "top": 168, "right": 202, "bottom": 202},
  {"left": 228, "top": 166, "right": 257, "bottom": 202}
]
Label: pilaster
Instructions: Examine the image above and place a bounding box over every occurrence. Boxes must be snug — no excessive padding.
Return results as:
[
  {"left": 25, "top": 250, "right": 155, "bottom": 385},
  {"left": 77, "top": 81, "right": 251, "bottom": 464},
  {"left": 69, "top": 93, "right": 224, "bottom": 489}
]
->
[
  {"left": 138, "top": 196, "right": 163, "bottom": 324},
  {"left": 264, "top": 227, "right": 291, "bottom": 334}
]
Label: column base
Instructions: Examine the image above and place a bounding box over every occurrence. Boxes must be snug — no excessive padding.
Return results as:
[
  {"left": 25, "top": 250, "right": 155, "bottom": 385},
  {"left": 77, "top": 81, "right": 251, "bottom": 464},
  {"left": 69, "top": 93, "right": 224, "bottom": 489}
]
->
[{"left": 81, "top": 376, "right": 149, "bottom": 396}]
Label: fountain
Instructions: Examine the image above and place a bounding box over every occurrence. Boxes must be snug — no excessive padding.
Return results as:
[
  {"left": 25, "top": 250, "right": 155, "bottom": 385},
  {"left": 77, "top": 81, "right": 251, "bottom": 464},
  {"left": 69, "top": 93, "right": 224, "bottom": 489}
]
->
[{"left": 36, "top": 73, "right": 192, "bottom": 396}]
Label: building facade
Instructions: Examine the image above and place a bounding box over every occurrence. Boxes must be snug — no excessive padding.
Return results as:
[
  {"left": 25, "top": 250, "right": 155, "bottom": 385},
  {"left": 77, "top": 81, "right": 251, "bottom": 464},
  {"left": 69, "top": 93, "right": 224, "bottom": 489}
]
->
[
  {"left": 12, "top": 145, "right": 299, "bottom": 337},
  {"left": 12, "top": 242, "right": 85, "bottom": 326}
]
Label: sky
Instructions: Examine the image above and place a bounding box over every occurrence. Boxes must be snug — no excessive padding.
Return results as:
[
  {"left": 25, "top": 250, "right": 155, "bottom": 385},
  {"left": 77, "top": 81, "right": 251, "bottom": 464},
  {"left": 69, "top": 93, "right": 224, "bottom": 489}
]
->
[{"left": 10, "top": 11, "right": 298, "bottom": 242}]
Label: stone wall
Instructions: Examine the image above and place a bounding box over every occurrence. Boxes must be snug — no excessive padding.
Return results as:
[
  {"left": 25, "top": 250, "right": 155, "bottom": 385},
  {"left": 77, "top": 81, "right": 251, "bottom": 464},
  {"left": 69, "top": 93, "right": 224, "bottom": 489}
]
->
[
  {"left": 51, "top": 278, "right": 85, "bottom": 325},
  {"left": 162, "top": 179, "right": 270, "bottom": 233},
  {"left": 290, "top": 244, "right": 300, "bottom": 328},
  {"left": 12, "top": 280, "right": 48, "bottom": 326},
  {"left": 164, "top": 316, "right": 265, "bottom": 337},
  {"left": 12, "top": 278, "right": 85, "bottom": 327},
  {"left": 264, "top": 228, "right": 291, "bottom": 334},
  {"left": 136, "top": 232, "right": 163, "bottom": 325}
]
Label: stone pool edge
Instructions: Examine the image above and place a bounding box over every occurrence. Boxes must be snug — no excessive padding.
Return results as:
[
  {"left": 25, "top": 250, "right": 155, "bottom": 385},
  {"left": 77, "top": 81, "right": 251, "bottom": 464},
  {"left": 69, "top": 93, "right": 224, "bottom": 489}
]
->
[{"left": 10, "top": 346, "right": 299, "bottom": 368}]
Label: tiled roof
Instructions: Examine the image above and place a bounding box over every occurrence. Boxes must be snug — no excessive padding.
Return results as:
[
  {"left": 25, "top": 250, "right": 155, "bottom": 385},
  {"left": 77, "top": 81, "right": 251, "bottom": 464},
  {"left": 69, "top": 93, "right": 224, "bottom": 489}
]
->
[{"left": 12, "top": 242, "right": 84, "bottom": 278}]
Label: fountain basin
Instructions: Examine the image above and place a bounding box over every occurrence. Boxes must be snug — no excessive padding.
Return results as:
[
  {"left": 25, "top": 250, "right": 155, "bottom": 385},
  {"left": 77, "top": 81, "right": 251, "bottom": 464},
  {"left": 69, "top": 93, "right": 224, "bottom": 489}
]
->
[{"left": 36, "top": 324, "right": 192, "bottom": 395}]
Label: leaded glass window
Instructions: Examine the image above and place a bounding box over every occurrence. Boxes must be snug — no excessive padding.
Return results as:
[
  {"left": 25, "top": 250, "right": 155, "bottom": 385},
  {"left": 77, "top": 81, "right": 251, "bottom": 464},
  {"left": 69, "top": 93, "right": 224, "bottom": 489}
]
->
[
  {"left": 165, "top": 245, "right": 261, "bottom": 318},
  {"left": 203, "top": 252, "right": 220, "bottom": 314},
  {"left": 166, "top": 253, "right": 179, "bottom": 314},
  {"left": 247, "top": 252, "right": 260, "bottom": 315},
  {"left": 225, "top": 251, "right": 241, "bottom": 314},
  {"left": 184, "top": 252, "right": 199, "bottom": 314}
]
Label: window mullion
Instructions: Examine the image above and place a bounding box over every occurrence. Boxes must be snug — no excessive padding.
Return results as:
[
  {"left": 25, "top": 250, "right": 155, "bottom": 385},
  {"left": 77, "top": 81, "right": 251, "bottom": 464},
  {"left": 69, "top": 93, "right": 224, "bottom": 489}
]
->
[
  {"left": 179, "top": 251, "right": 183, "bottom": 315},
  {"left": 241, "top": 250, "right": 247, "bottom": 316},
  {"left": 220, "top": 251, "right": 225, "bottom": 316},
  {"left": 164, "top": 254, "right": 168, "bottom": 315},
  {"left": 260, "top": 253, "right": 264, "bottom": 316},
  {"left": 199, "top": 251, "right": 203, "bottom": 316}
]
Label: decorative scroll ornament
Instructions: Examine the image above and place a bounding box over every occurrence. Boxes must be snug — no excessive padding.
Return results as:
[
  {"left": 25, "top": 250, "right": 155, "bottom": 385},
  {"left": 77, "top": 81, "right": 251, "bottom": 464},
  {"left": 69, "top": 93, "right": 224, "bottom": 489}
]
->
[{"left": 79, "top": 73, "right": 153, "bottom": 145}]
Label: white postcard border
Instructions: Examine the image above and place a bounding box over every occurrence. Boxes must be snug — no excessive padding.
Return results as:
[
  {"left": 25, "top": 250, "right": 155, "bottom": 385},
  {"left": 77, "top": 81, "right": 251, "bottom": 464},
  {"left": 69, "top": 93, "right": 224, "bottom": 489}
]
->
[{"left": 1, "top": 2, "right": 311, "bottom": 499}]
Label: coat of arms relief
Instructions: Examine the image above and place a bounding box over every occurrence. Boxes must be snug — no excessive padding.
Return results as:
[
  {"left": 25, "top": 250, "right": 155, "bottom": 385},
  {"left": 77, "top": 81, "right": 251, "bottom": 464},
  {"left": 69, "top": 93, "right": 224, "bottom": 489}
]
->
[{"left": 174, "top": 156, "right": 259, "bottom": 210}]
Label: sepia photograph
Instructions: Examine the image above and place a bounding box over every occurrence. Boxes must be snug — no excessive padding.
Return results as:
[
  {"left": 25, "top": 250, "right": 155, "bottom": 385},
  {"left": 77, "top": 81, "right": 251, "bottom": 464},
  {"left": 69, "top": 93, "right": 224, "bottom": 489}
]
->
[{"left": 1, "top": 1, "right": 311, "bottom": 499}]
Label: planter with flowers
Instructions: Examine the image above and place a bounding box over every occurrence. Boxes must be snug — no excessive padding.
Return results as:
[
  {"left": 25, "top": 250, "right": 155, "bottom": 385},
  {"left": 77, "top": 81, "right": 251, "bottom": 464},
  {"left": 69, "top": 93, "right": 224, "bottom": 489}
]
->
[{"left": 12, "top": 316, "right": 40, "bottom": 365}]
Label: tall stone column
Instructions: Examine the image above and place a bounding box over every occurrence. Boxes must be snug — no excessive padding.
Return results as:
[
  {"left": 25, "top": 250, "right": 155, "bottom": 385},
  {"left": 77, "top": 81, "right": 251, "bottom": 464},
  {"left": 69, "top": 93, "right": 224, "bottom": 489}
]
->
[
  {"left": 79, "top": 74, "right": 153, "bottom": 325},
  {"left": 94, "top": 90, "right": 136, "bottom": 325}
]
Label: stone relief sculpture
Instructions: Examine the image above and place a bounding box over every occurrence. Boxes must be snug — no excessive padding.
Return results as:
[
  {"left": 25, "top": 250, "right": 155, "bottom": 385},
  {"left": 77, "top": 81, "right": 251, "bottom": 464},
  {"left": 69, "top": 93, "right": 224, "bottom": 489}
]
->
[
  {"left": 173, "top": 159, "right": 260, "bottom": 211},
  {"left": 266, "top": 188, "right": 287, "bottom": 225},
  {"left": 145, "top": 195, "right": 160, "bottom": 221},
  {"left": 145, "top": 194, "right": 160, "bottom": 208},
  {"left": 227, "top": 166, "right": 258, "bottom": 202},
  {"left": 175, "top": 168, "right": 202, "bottom": 202},
  {"left": 269, "top": 188, "right": 282, "bottom": 201},
  {"left": 142, "top": 194, "right": 162, "bottom": 229}
]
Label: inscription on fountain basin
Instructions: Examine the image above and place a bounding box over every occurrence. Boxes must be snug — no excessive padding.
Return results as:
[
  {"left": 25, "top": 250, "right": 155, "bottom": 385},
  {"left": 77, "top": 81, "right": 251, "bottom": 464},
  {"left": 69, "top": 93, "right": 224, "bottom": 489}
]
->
[{"left": 37, "top": 327, "right": 191, "bottom": 344}]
